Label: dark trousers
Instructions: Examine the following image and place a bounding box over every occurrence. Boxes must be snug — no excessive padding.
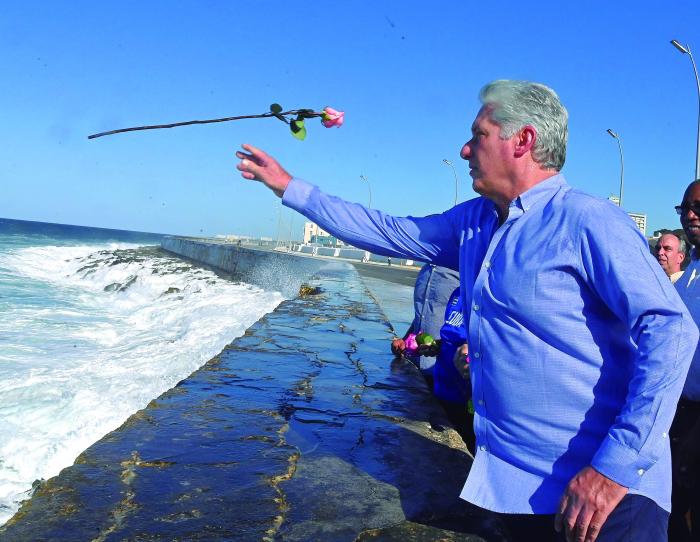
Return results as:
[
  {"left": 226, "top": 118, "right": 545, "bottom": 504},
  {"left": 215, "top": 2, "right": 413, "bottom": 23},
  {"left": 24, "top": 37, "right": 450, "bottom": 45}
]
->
[
  {"left": 669, "top": 398, "right": 700, "bottom": 542},
  {"left": 496, "top": 495, "right": 668, "bottom": 542}
]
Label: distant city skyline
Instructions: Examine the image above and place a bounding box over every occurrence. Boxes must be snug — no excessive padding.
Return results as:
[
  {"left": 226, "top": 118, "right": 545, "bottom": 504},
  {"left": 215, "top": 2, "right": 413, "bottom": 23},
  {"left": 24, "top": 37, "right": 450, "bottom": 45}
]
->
[{"left": 2, "top": 1, "right": 699, "bottom": 237}]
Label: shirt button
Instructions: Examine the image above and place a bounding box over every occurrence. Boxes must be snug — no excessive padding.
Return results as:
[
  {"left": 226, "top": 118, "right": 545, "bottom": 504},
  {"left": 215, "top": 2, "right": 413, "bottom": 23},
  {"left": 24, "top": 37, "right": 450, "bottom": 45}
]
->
[
  {"left": 484, "top": 261, "right": 491, "bottom": 268},
  {"left": 480, "top": 445, "right": 487, "bottom": 452},
  {"left": 662, "top": 432, "right": 668, "bottom": 438},
  {"left": 637, "top": 469, "right": 645, "bottom": 476},
  {"left": 473, "top": 304, "right": 480, "bottom": 311},
  {"left": 473, "top": 352, "right": 481, "bottom": 359}
]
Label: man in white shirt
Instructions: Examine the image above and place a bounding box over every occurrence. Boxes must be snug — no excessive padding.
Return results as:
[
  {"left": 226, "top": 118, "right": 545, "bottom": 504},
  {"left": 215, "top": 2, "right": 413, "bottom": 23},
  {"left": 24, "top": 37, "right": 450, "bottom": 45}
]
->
[{"left": 655, "top": 233, "right": 686, "bottom": 283}]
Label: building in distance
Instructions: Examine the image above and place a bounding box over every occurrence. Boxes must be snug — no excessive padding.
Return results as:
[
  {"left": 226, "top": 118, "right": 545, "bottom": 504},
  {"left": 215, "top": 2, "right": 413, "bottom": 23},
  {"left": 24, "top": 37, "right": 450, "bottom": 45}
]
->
[{"left": 303, "top": 222, "right": 344, "bottom": 247}]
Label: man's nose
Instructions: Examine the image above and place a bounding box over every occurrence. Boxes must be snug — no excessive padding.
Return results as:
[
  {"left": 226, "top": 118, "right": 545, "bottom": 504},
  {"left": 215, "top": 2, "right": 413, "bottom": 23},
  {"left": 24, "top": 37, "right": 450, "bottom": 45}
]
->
[{"left": 460, "top": 143, "right": 472, "bottom": 160}]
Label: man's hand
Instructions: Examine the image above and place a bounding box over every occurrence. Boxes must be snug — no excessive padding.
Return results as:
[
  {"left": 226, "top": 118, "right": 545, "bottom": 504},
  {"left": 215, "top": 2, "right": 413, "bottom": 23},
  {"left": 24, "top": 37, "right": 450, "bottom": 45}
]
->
[
  {"left": 453, "top": 343, "right": 470, "bottom": 380},
  {"left": 555, "top": 466, "right": 627, "bottom": 542},
  {"left": 391, "top": 338, "right": 406, "bottom": 357},
  {"left": 235, "top": 144, "right": 292, "bottom": 198}
]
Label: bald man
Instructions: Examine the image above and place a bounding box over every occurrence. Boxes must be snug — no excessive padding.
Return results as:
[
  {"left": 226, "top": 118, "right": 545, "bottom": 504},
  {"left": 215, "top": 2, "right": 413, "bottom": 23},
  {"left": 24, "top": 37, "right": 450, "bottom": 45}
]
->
[{"left": 655, "top": 233, "right": 686, "bottom": 283}]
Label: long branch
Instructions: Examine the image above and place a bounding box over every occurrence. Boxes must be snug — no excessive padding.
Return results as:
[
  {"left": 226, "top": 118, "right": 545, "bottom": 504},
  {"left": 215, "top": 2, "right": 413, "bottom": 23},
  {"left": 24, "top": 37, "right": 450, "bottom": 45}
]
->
[{"left": 88, "top": 109, "right": 323, "bottom": 139}]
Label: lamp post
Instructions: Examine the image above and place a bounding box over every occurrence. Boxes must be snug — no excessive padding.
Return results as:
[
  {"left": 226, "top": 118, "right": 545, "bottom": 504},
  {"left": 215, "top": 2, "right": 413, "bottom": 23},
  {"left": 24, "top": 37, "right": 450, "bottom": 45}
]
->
[
  {"left": 442, "top": 159, "right": 459, "bottom": 206},
  {"left": 670, "top": 39, "right": 700, "bottom": 180},
  {"left": 359, "top": 175, "right": 372, "bottom": 208},
  {"left": 606, "top": 129, "right": 625, "bottom": 208}
]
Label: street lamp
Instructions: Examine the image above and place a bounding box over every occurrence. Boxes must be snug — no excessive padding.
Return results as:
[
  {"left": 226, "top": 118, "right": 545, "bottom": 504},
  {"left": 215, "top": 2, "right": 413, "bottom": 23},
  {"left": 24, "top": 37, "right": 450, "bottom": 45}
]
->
[
  {"left": 442, "top": 159, "right": 459, "bottom": 206},
  {"left": 359, "top": 175, "right": 372, "bottom": 208},
  {"left": 606, "top": 129, "right": 625, "bottom": 208},
  {"left": 670, "top": 39, "right": 700, "bottom": 180}
]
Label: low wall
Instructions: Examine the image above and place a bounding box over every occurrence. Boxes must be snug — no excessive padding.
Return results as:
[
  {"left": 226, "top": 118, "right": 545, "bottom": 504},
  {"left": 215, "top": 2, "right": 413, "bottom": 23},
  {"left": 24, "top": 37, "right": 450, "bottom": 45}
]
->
[{"left": 160, "top": 237, "right": 325, "bottom": 298}]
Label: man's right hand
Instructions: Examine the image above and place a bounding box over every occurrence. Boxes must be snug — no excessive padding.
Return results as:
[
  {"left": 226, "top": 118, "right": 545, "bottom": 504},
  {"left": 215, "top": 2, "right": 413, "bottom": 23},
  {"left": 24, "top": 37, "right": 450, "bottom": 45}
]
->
[{"left": 236, "top": 144, "right": 292, "bottom": 198}]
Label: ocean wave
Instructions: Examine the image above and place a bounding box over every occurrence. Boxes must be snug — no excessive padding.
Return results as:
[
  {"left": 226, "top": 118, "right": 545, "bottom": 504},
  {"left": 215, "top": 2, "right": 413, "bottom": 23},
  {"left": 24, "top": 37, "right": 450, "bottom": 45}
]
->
[{"left": 0, "top": 243, "right": 285, "bottom": 524}]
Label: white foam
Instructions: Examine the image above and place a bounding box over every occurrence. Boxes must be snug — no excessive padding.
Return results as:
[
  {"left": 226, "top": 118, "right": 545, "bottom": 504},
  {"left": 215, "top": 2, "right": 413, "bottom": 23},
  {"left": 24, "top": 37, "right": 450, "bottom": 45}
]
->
[{"left": 0, "top": 244, "right": 284, "bottom": 523}]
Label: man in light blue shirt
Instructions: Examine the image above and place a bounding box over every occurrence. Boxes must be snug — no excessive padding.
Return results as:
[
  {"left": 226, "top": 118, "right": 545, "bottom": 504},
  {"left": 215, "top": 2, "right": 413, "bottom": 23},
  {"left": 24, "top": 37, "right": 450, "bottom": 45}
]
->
[{"left": 235, "top": 80, "right": 697, "bottom": 542}]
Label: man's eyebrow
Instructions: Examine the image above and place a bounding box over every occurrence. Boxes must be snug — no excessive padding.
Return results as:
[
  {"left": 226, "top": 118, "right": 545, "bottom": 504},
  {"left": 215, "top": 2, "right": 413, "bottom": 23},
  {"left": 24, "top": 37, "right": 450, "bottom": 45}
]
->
[{"left": 471, "top": 123, "right": 486, "bottom": 135}]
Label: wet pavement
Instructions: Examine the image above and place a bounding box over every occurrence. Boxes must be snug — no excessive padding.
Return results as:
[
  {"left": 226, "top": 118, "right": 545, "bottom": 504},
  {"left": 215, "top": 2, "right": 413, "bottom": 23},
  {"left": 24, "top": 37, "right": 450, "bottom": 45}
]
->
[{"left": 1, "top": 264, "right": 504, "bottom": 541}]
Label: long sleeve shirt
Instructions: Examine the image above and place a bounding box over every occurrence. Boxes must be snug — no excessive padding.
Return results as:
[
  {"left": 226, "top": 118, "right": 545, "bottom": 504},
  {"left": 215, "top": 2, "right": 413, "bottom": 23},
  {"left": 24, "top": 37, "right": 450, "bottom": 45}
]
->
[
  {"left": 282, "top": 174, "right": 698, "bottom": 513},
  {"left": 675, "top": 253, "right": 700, "bottom": 401}
]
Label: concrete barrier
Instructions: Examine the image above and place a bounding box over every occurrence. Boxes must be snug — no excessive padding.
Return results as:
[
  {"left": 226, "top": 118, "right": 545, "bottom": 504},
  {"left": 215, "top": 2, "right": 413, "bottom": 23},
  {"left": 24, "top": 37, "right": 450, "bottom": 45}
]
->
[
  {"left": 337, "top": 248, "right": 369, "bottom": 261},
  {"left": 316, "top": 247, "right": 339, "bottom": 257},
  {"left": 160, "top": 237, "right": 325, "bottom": 298},
  {"left": 298, "top": 245, "right": 315, "bottom": 255}
]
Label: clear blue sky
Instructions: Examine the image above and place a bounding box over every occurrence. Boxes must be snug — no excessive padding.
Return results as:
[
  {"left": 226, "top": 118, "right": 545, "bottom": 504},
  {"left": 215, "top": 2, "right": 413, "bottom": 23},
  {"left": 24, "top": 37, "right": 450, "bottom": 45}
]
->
[{"left": 1, "top": 1, "right": 699, "bottom": 238}]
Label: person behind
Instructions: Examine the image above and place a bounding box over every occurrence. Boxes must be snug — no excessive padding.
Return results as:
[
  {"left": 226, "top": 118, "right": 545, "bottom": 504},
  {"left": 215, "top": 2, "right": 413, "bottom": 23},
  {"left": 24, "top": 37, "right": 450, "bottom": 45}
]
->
[
  {"left": 235, "top": 80, "right": 697, "bottom": 542},
  {"left": 655, "top": 232, "right": 686, "bottom": 283},
  {"left": 432, "top": 286, "right": 475, "bottom": 454},
  {"left": 391, "top": 264, "right": 460, "bottom": 384},
  {"left": 670, "top": 181, "right": 700, "bottom": 541}
]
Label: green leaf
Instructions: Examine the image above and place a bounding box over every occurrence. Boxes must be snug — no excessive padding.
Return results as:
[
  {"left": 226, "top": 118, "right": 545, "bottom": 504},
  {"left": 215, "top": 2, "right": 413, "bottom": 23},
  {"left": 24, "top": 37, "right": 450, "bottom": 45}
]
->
[
  {"left": 270, "top": 103, "right": 283, "bottom": 114},
  {"left": 290, "top": 119, "right": 307, "bottom": 140}
]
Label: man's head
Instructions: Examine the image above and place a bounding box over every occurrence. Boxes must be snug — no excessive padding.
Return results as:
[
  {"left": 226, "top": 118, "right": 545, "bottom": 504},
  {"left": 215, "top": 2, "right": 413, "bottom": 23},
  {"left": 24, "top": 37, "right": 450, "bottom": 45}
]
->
[
  {"left": 678, "top": 179, "right": 700, "bottom": 248},
  {"left": 655, "top": 233, "right": 685, "bottom": 276},
  {"left": 460, "top": 80, "right": 568, "bottom": 210}
]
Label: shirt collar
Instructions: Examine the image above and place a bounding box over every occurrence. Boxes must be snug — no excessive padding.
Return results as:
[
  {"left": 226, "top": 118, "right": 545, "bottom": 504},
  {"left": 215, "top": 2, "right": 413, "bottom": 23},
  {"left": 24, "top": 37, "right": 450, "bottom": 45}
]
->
[{"left": 512, "top": 173, "right": 567, "bottom": 213}]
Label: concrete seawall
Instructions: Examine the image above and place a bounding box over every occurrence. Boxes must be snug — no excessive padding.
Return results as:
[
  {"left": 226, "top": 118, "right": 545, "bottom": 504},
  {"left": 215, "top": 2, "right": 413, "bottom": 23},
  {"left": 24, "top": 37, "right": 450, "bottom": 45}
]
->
[
  {"left": 1, "top": 239, "right": 500, "bottom": 541},
  {"left": 160, "top": 237, "right": 328, "bottom": 299}
]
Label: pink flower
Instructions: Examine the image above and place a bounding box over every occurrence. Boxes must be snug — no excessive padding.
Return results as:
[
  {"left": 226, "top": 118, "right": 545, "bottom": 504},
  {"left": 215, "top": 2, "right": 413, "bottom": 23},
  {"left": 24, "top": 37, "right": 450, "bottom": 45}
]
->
[
  {"left": 321, "top": 107, "right": 344, "bottom": 128},
  {"left": 404, "top": 333, "right": 418, "bottom": 352}
]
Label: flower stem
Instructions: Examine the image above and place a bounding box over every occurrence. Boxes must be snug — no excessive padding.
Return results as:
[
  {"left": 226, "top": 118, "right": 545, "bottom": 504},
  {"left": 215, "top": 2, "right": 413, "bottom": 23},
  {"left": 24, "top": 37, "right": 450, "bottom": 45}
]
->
[{"left": 87, "top": 110, "right": 324, "bottom": 139}]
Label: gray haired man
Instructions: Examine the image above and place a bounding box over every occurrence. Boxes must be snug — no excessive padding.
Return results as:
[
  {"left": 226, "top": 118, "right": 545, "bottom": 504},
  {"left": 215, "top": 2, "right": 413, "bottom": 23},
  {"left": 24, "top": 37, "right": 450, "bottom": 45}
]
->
[
  {"left": 235, "top": 80, "right": 696, "bottom": 542},
  {"left": 655, "top": 233, "right": 686, "bottom": 283}
]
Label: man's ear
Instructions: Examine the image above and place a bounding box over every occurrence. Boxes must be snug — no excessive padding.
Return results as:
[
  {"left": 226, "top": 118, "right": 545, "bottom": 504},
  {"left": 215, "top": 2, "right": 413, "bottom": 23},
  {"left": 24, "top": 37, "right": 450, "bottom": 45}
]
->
[
  {"left": 513, "top": 125, "right": 537, "bottom": 158},
  {"left": 680, "top": 252, "right": 686, "bottom": 263}
]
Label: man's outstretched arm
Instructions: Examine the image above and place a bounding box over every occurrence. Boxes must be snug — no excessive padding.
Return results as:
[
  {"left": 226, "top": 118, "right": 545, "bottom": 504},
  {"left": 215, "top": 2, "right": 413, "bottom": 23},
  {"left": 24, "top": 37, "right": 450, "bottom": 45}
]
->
[{"left": 235, "top": 144, "right": 465, "bottom": 269}]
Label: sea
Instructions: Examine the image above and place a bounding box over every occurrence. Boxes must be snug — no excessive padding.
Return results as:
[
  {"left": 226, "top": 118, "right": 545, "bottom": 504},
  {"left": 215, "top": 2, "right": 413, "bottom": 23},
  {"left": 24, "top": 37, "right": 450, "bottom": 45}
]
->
[{"left": 0, "top": 218, "right": 286, "bottom": 525}]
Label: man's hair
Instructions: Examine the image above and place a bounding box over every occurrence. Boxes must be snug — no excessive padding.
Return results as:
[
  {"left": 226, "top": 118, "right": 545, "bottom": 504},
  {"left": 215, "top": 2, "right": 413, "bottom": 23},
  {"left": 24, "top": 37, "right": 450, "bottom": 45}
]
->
[
  {"left": 659, "top": 232, "right": 687, "bottom": 254},
  {"left": 479, "top": 80, "right": 568, "bottom": 171}
]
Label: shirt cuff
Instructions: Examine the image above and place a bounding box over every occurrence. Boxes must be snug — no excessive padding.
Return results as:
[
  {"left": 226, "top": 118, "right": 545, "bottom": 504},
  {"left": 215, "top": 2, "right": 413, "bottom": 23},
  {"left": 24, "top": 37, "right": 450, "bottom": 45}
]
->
[
  {"left": 281, "top": 177, "right": 314, "bottom": 211},
  {"left": 590, "top": 434, "right": 655, "bottom": 489}
]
